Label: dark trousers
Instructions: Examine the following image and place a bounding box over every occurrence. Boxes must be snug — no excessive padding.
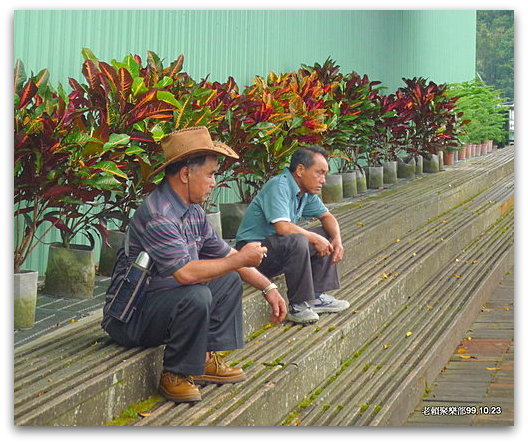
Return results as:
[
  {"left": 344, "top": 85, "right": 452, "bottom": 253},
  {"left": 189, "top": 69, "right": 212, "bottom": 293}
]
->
[
  {"left": 236, "top": 226, "right": 340, "bottom": 305},
  {"left": 104, "top": 271, "right": 243, "bottom": 376}
]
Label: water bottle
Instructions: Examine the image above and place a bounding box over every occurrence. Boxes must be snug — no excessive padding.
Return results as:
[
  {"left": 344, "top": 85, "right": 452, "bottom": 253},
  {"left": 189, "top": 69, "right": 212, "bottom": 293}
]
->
[{"left": 107, "top": 252, "right": 153, "bottom": 323}]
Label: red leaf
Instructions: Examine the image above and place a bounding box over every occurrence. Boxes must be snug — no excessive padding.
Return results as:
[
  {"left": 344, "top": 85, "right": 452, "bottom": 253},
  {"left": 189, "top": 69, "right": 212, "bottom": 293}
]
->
[{"left": 18, "top": 79, "right": 38, "bottom": 109}]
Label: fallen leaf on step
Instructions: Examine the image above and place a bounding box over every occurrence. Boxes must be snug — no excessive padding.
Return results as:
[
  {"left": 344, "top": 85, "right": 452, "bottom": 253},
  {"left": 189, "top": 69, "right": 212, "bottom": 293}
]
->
[
  {"left": 355, "top": 222, "right": 364, "bottom": 226},
  {"left": 380, "top": 273, "right": 389, "bottom": 279},
  {"left": 383, "top": 344, "right": 391, "bottom": 350},
  {"left": 395, "top": 238, "right": 401, "bottom": 243},
  {"left": 502, "top": 306, "right": 511, "bottom": 311},
  {"left": 406, "top": 331, "right": 413, "bottom": 337},
  {"left": 412, "top": 252, "right": 417, "bottom": 256},
  {"left": 457, "top": 348, "right": 467, "bottom": 354},
  {"left": 471, "top": 260, "right": 479, "bottom": 264},
  {"left": 253, "top": 341, "right": 263, "bottom": 345},
  {"left": 138, "top": 413, "right": 152, "bottom": 417},
  {"left": 459, "top": 355, "right": 476, "bottom": 359},
  {"left": 452, "top": 274, "right": 462, "bottom": 279},
  {"left": 441, "top": 220, "right": 449, "bottom": 224},
  {"left": 486, "top": 367, "right": 501, "bottom": 371}
]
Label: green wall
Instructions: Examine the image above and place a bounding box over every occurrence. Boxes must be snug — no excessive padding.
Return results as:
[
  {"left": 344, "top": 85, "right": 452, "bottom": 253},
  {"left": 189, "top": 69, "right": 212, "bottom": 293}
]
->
[
  {"left": 14, "top": 10, "right": 476, "bottom": 274},
  {"left": 14, "top": 10, "right": 476, "bottom": 90}
]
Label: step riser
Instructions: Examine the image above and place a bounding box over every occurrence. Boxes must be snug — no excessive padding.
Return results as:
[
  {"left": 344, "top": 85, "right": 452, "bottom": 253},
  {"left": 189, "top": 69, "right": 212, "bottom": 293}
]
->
[
  {"left": 194, "top": 191, "right": 513, "bottom": 425},
  {"left": 289, "top": 213, "right": 513, "bottom": 426},
  {"left": 371, "top": 243, "right": 514, "bottom": 426}
]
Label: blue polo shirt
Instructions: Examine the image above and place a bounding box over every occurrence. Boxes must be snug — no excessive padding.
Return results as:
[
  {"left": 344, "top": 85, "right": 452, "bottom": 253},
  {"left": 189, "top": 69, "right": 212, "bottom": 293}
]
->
[{"left": 236, "top": 168, "right": 328, "bottom": 242}]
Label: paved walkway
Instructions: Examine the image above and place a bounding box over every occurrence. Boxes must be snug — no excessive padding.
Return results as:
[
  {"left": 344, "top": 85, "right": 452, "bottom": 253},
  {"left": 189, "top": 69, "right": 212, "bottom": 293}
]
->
[{"left": 405, "top": 268, "right": 514, "bottom": 426}]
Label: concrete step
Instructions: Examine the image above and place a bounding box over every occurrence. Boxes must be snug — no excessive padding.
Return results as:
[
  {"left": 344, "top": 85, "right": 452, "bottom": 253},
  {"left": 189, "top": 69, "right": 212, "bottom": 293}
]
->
[
  {"left": 13, "top": 148, "right": 514, "bottom": 426},
  {"left": 280, "top": 211, "right": 513, "bottom": 426},
  {"left": 129, "top": 175, "right": 513, "bottom": 426}
]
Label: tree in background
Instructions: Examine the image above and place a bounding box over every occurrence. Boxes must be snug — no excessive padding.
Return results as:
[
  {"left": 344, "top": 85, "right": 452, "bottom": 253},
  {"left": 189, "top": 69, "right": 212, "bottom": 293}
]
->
[{"left": 477, "top": 10, "right": 514, "bottom": 102}]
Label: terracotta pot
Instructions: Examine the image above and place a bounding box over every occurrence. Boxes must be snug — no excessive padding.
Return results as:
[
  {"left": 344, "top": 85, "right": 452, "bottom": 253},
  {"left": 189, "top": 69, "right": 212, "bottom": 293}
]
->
[
  {"left": 444, "top": 151, "right": 455, "bottom": 166},
  {"left": 458, "top": 145, "right": 466, "bottom": 160}
]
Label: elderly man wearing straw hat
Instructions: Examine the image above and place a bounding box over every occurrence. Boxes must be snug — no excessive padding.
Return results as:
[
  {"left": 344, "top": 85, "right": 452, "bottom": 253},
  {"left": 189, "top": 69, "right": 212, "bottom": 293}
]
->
[{"left": 102, "top": 126, "right": 287, "bottom": 404}]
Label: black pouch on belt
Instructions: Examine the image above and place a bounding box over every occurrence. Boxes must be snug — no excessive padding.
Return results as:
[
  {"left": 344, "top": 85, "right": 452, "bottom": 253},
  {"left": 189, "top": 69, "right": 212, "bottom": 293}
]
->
[{"left": 106, "top": 251, "right": 153, "bottom": 323}]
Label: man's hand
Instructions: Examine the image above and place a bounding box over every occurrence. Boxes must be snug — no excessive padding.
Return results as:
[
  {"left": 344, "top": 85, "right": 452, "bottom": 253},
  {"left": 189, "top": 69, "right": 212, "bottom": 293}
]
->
[
  {"left": 330, "top": 238, "right": 344, "bottom": 264},
  {"left": 239, "top": 242, "right": 268, "bottom": 267},
  {"left": 263, "top": 289, "right": 288, "bottom": 323},
  {"left": 312, "top": 232, "right": 334, "bottom": 257}
]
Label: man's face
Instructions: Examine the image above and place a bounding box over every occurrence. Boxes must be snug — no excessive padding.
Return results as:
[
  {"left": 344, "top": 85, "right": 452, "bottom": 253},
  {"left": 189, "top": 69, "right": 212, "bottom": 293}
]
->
[
  {"left": 187, "top": 155, "right": 219, "bottom": 204},
  {"left": 296, "top": 153, "right": 329, "bottom": 195}
]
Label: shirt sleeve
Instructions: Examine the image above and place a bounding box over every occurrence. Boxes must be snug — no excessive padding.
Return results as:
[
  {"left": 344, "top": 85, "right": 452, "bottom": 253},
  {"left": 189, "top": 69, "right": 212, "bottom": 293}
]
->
[
  {"left": 143, "top": 216, "right": 191, "bottom": 277},
  {"left": 199, "top": 216, "right": 231, "bottom": 259},
  {"left": 302, "top": 194, "right": 329, "bottom": 219},
  {"left": 260, "top": 179, "right": 293, "bottom": 224}
]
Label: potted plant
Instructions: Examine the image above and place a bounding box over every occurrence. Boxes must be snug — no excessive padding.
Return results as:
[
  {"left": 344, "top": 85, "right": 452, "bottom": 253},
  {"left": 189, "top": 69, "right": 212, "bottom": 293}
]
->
[
  {"left": 397, "top": 77, "right": 461, "bottom": 174},
  {"left": 14, "top": 61, "right": 61, "bottom": 327}
]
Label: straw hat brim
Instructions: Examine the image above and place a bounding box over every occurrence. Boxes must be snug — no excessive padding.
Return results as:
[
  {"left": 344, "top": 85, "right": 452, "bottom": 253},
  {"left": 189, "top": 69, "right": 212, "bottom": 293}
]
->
[{"left": 148, "top": 141, "right": 239, "bottom": 180}]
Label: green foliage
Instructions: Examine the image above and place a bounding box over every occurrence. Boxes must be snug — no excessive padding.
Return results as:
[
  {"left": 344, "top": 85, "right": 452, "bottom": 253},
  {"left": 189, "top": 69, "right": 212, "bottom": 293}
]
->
[
  {"left": 447, "top": 78, "right": 508, "bottom": 144},
  {"left": 477, "top": 11, "right": 514, "bottom": 101}
]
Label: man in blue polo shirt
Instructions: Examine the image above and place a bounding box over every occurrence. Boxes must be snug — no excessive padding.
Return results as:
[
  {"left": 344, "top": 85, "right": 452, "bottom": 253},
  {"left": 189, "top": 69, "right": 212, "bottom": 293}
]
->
[{"left": 236, "top": 145, "right": 349, "bottom": 324}]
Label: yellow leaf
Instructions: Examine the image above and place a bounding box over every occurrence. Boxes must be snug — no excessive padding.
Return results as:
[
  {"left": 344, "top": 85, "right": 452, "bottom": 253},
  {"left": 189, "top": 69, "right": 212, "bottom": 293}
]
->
[
  {"left": 471, "top": 260, "right": 479, "bottom": 264},
  {"left": 412, "top": 252, "right": 417, "bottom": 256},
  {"left": 406, "top": 331, "right": 413, "bottom": 337},
  {"left": 486, "top": 367, "right": 501, "bottom": 371},
  {"left": 395, "top": 238, "right": 401, "bottom": 243},
  {"left": 138, "top": 413, "right": 152, "bottom": 417},
  {"left": 253, "top": 341, "right": 263, "bottom": 345},
  {"left": 459, "top": 355, "right": 476, "bottom": 359},
  {"left": 441, "top": 220, "right": 449, "bottom": 224},
  {"left": 452, "top": 274, "right": 462, "bottom": 279},
  {"left": 457, "top": 348, "right": 467, "bottom": 354},
  {"left": 425, "top": 305, "right": 434, "bottom": 310},
  {"left": 502, "top": 306, "right": 511, "bottom": 311},
  {"left": 381, "top": 273, "right": 389, "bottom": 279},
  {"left": 383, "top": 344, "right": 390, "bottom": 349},
  {"left": 355, "top": 222, "right": 364, "bottom": 226}
]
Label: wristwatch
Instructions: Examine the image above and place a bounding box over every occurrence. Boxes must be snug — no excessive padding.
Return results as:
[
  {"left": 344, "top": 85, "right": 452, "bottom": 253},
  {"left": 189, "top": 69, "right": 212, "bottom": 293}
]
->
[{"left": 262, "top": 283, "right": 278, "bottom": 296}]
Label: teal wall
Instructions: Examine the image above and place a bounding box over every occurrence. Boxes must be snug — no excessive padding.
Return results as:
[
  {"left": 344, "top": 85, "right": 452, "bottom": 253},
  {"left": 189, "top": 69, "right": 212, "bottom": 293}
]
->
[{"left": 14, "top": 10, "right": 476, "bottom": 274}]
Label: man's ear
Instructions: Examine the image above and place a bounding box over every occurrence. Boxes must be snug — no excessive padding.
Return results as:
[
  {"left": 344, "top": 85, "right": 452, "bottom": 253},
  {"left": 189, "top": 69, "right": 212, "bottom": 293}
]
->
[
  {"left": 179, "top": 165, "right": 190, "bottom": 184},
  {"left": 295, "top": 164, "right": 305, "bottom": 178}
]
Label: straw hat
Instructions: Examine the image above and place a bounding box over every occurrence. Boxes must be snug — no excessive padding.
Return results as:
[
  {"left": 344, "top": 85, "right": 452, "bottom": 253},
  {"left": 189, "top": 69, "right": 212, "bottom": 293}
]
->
[{"left": 149, "top": 126, "right": 239, "bottom": 179}]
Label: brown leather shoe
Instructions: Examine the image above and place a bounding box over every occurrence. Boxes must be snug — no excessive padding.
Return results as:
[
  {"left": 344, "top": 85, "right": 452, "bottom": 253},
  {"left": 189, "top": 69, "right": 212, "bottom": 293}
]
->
[
  {"left": 159, "top": 371, "right": 201, "bottom": 403},
  {"left": 193, "top": 352, "right": 246, "bottom": 385}
]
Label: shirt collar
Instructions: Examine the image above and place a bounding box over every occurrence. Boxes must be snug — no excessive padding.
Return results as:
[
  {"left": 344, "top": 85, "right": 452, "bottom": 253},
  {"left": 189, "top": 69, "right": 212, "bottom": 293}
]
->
[
  {"left": 160, "top": 179, "right": 191, "bottom": 218},
  {"left": 283, "top": 168, "right": 302, "bottom": 197}
]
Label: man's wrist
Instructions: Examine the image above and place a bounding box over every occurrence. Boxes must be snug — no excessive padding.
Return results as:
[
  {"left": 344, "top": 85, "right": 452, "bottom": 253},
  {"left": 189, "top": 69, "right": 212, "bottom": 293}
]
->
[{"left": 262, "top": 283, "right": 278, "bottom": 296}]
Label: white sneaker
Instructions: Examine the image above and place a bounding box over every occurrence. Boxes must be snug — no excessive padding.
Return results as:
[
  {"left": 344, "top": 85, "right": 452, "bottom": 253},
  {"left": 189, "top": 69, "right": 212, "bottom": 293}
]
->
[
  {"left": 287, "top": 302, "right": 319, "bottom": 324},
  {"left": 308, "top": 293, "right": 350, "bottom": 313}
]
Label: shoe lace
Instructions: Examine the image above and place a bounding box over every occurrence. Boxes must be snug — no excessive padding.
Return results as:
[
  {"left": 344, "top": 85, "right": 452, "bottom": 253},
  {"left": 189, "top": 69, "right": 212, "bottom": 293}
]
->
[
  {"left": 166, "top": 372, "right": 194, "bottom": 385},
  {"left": 209, "top": 351, "right": 226, "bottom": 369}
]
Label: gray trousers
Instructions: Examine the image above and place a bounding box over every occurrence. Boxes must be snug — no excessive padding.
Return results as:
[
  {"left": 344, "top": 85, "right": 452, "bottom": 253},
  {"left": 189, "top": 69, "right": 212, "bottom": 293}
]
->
[
  {"left": 236, "top": 226, "right": 340, "bottom": 305},
  {"left": 104, "top": 271, "right": 243, "bottom": 375}
]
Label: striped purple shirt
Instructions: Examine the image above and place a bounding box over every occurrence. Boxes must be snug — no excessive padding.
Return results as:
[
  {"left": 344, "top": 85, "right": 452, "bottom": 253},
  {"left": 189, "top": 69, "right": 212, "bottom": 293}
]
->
[{"left": 110, "top": 179, "right": 231, "bottom": 294}]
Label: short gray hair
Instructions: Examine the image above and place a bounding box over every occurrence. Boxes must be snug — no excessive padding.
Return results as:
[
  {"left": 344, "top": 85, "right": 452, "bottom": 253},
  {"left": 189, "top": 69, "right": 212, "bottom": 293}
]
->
[{"left": 289, "top": 146, "right": 328, "bottom": 172}]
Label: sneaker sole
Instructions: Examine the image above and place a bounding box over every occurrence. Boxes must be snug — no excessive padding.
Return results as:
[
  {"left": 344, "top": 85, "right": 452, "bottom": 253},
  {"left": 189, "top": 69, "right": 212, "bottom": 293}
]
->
[
  {"left": 193, "top": 374, "right": 246, "bottom": 385},
  {"left": 311, "top": 305, "right": 350, "bottom": 314},
  {"left": 286, "top": 315, "right": 319, "bottom": 324},
  {"left": 159, "top": 386, "right": 202, "bottom": 403}
]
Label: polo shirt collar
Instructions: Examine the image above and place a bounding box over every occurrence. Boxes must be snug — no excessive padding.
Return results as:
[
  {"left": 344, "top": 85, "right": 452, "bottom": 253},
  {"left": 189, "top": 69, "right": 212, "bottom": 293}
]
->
[
  {"left": 160, "top": 179, "right": 191, "bottom": 218},
  {"left": 283, "top": 168, "right": 302, "bottom": 197}
]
